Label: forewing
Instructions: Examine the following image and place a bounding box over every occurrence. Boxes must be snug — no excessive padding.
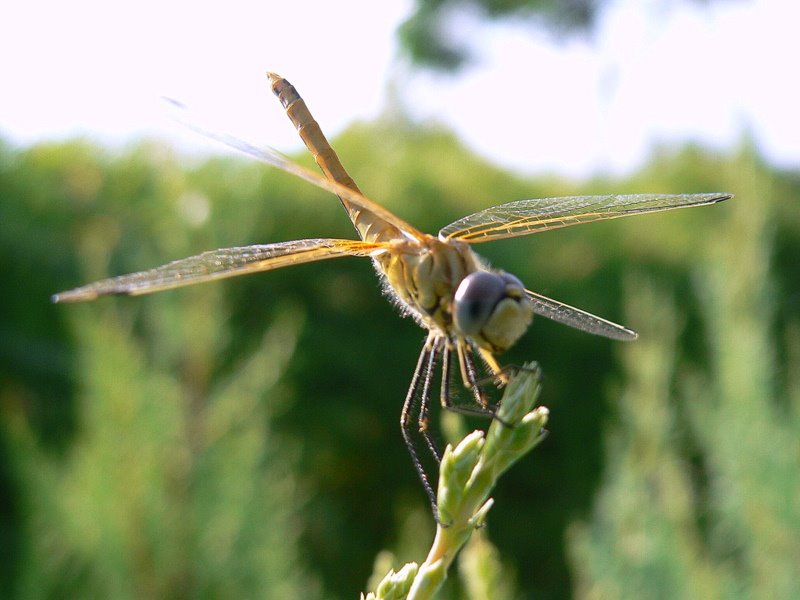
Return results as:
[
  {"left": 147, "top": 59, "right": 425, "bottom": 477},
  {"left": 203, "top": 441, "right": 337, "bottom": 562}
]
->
[
  {"left": 52, "top": 238, "right": 388, "bottom": 302},
  {"left": 440, "top": 193, "right": 731, "bottom": 242},
  {"left": 526, "top": 289, "right": 638, "bottom": 341},
  {"left": 166, "top": 99, "right": 424, "bottom": 241}
]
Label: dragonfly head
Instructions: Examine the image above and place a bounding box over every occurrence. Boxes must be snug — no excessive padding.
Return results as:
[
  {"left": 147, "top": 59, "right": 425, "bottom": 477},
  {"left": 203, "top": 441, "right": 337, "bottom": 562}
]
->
[{"left": 453, "top": 270, "right": 534, "bottom": 353}]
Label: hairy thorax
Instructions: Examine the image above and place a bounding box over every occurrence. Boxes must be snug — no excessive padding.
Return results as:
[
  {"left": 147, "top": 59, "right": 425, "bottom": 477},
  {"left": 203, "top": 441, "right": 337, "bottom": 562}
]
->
[{"left": 375, "top": 234, "right": 482, "bottom": 334}]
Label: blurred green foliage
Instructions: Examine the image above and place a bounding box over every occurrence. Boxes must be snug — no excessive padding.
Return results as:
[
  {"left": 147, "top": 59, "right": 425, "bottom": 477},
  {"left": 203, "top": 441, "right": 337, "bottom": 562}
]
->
[
  {"left": 1, "top": 121, "right": 797, "bottom": 599},
  {"left": 569, "top": 150, "right": 800, "bottom": 600},
  {"left": 399, "top": 0, "right": 596, "bottom": 70},
  {"left": 398, "top": 0, "right": 732, "bottom": 70}
]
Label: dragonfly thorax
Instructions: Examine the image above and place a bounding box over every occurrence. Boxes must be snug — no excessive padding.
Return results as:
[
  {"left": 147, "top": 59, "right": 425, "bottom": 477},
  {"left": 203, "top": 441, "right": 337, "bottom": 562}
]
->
[
  {"left": 453, "top": 270, "right": 534, "bottom": 353},
  {"left": 377, "top": 236, "right": 533, "bottom": 353},
  {"left": 376, "top": 236, "right": 473, "bottom": 328}
]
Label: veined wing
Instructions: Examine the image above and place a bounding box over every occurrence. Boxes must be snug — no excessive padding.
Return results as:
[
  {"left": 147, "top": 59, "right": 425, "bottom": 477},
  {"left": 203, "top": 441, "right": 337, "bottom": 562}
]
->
[
  {"left": 166, "top": 99, "right": 424, "bottom": 242},
  {"left": 52, "top": 238, "right": 388, "bottom": 303},
  {"left": 526, "top": 289, "right": 638, "bottom": 341},
  {"left": 440, "top": 193, "right": 732, "bottom": 242}
]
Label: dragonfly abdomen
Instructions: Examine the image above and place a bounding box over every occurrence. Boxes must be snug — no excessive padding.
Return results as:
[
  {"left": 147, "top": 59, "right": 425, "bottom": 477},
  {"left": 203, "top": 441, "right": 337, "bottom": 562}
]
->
[
  {"left": 268, "top": 73, "right": 405, "bottom": 245},
  {"left": 269, "top": 74, "right": 361, "bottom": 194}
]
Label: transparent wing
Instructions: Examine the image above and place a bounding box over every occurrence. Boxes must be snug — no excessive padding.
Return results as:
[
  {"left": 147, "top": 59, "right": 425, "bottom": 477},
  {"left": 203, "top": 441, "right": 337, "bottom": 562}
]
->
[
  {"left": 52, "top": 238, "right": 388, "bottom": 303},
  {"left": 440, "top": 193, "right": 731, "bottom": 242},
  {"left": 166, "top": 99, "right": 424, "bottom": 241},
  {"left": 526, "top": 289, "right": 638, "bottom": 341}
]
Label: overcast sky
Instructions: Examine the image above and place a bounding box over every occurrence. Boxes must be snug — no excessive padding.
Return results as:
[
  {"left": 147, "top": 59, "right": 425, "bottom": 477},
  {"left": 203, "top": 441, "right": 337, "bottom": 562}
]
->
[{"left": 2, "top": 0, "right": 796, "bottom": 177}]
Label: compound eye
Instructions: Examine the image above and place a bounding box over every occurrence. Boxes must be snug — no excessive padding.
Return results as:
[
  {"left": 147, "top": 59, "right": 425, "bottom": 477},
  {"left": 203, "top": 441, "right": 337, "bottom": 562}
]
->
[{"left": 453, "top": 271, "right": 506, "bottom": 336}]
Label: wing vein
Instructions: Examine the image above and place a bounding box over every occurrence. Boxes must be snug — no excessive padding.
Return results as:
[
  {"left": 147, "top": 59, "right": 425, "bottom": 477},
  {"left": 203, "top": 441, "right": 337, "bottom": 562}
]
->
[
  {"left": 526, "top": 289, "right": 638, "bottom": 341},
  {"left": 440, "top": 193, "right": 732, "bottom": 242},
  {"left": 52, "top": 238, "right": 388, "bottom": 302}
]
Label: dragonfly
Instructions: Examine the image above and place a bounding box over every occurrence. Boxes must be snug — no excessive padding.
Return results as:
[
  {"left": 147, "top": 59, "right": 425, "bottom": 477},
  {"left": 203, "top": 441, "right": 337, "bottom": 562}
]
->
[{"left": 54, "top": 73, "right": 731, "bottom": 513}]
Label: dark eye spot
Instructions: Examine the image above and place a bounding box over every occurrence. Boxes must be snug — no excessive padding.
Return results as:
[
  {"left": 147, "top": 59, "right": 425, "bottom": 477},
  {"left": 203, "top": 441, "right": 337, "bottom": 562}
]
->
[{"left": 453, "top": 271, "right": 506, "bottom": 335}]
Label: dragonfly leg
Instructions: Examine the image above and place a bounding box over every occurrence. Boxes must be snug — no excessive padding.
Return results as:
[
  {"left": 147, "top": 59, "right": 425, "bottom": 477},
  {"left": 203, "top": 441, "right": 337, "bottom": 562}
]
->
[
  {"left": 484, "top": 361, "right": 540, "bottom": 383},
  {"left": 416, "top": 335, "right": 444, "bottom": 463},
  {"left": 401, "top": 334, "right": 442, "bottom": 517},
  {"left": 440, "top": 339, "right": 453, "bottom": 412},
  {"left": 477, "top": 347, "right": 511, "bottom": 386},
  {"left": 440, "top": 339, "right": 510, "bottom": 422}
]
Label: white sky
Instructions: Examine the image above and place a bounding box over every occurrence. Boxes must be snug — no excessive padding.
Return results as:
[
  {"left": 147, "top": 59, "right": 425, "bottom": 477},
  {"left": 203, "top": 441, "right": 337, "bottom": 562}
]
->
[{"left": 1, "top": 0, "right": 797, "bottom": 177}]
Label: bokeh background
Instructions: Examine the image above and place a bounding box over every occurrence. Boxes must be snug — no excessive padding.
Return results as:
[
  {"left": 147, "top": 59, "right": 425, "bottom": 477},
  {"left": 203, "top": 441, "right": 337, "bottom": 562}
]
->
[{"left": 2, "top": 1, "right": 798, "bottom": 598}]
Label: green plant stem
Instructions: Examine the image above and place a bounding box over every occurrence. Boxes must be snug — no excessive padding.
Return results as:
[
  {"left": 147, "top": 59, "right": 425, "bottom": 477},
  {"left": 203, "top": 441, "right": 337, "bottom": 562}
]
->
[{"left": 363, "top": 363, "right": 548, "bottom": 600}]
